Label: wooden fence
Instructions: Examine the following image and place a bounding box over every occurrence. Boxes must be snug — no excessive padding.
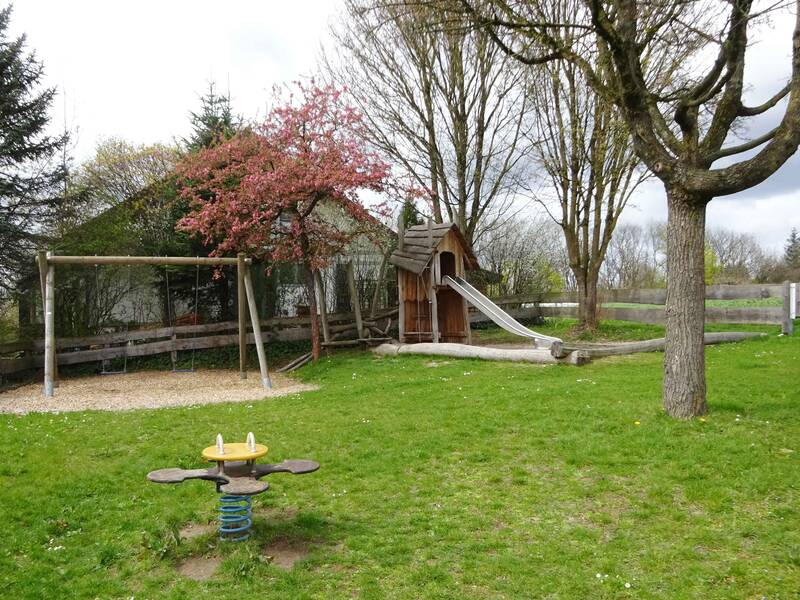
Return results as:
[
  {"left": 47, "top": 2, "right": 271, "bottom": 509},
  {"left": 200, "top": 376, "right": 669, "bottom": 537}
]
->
[
  {"left": 2, "top": 282, "right": 796, "bottom": 378},
  {"left": 485, "top": 282, "right": 795, "bottom": 331},
  {"left": 0, "top": 309, "right": 396, "bottom": 376}
]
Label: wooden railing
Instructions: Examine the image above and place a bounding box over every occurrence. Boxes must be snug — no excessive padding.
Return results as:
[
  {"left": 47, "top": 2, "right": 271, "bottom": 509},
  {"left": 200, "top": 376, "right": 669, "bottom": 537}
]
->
[
  {"left": 479, "top": 282, "right": 795, "bottom": 331},
  {"left": 0, "top": 309, "right": 397, "bottom": 376}
]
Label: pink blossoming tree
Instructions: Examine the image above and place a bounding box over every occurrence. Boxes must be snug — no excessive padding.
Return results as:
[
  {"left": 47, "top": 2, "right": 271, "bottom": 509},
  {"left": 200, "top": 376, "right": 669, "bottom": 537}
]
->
[{"left": 176, "top": 84, "right": 391, "bottom": 359}]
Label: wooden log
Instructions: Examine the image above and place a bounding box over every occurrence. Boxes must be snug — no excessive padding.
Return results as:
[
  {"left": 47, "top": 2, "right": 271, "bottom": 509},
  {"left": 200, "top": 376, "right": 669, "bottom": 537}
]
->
[
  {"left": 346, "top": 261, "right": 365, "bottom": 339},
  {"left": 237, "top": 253, "right": 248, "bottom": 379},
  {"left": 46, "top": 255, "right": 248, "bottom": 266},
  {"left": 276, "top": 351, "right": 313, "bottom": 373},
  {"left": 43, "top": 252, "right": 55, "bottom": 397},
  {"left": 565, "top": 331, "right": 766, "bottom": 358},
  {"left": 244, "top": 266, "right": 271, "bottom": 389},
  {"left": 373, "top": 342, "right": 589, "bottom": 365}
]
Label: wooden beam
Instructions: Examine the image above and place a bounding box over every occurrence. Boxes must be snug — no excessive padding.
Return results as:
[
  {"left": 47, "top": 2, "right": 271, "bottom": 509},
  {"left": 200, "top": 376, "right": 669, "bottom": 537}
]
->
[
  {"left": 46, "top": 255, "right": 249, "bottom": 266},
  {"left": 243, "top": 265, "right": 271, "bottom": 389},
  {"left": 237, "top": 253, "right": 248, "bottom": 379}
]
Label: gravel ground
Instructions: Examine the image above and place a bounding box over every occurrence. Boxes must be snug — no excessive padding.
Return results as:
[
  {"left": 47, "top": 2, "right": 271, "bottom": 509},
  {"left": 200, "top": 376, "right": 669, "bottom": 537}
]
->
[{"left": 0, "top": 369, "right": 317, "bottom": 415}]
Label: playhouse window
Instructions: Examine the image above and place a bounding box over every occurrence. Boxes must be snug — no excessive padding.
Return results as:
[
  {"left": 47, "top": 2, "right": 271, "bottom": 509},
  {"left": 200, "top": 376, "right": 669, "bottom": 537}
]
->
[{"left": 440, "top": 251, "right": 456, "bottom": 279}]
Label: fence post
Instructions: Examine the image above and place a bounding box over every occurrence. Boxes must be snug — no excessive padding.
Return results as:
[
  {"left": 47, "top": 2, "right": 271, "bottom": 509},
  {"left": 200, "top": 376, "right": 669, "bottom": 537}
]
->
[
  {"left": 782, "top": 280, "right": 794, "bottom": 335},
  {"left": 237, "top": 253, "right": 248, "bottom": 379}
]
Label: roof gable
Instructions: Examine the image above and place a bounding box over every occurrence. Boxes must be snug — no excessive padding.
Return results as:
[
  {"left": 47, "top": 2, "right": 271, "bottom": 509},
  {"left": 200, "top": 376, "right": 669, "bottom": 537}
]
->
[{"left": 389, "top": 222, "right": 478, "bottom": 275}]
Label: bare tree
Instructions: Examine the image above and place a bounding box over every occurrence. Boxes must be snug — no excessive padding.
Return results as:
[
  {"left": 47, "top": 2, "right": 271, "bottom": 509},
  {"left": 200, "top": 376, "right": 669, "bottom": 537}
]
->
[
  {"left": 706, "top": 228, "right": 765, "bottom": 283},
  {"left": 528, "top": 47, "right": 646, "bottom": 329},
  {"left": 476, "top": 216, "right": 565, "bottom": 296},
  {"left": 459, "top": 0, "right": 800, "bottom": 417},
  {"left": 600, "top": 223, "right": 666, "bottom": 289},
  {"left": 324, "top": 0, "right": 536, "bottom": 245}
]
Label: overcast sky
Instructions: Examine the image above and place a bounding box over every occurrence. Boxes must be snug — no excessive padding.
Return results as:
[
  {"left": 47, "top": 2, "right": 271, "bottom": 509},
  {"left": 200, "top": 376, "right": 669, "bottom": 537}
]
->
[{"left": 11, "top": 0, "right": 800, "bottom": 254}]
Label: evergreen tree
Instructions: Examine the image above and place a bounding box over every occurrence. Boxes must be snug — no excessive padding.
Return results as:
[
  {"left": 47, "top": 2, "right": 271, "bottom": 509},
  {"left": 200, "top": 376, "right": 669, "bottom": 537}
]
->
[
  {"left": 0, "top": 5, "right": 67, "bottom": 296},
  {"left": 785, "top": 228, "right": 800, "bottom": 269},
  {"left": 399, "top": 199, "right": 423, "bottom": 230},
  {"left": 183, "top": 82, "right": 240, "bottom": 151}
]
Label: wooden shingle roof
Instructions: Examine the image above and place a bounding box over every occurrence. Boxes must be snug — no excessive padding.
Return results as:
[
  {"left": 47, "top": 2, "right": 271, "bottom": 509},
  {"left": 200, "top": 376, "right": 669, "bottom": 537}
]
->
[{"left": 389, "top": 222, "right": 478, "bottom": 275}]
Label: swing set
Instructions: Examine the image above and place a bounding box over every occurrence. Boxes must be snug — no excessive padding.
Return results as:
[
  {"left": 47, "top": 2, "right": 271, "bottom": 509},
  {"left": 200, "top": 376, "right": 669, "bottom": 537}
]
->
[{"left": 35, "top": 252, "right": 270, "bottom": 398}]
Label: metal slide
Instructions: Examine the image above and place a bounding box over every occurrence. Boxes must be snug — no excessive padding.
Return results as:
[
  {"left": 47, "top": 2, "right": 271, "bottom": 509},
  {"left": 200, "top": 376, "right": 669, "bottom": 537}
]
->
[{"left": 443, "top": 275, "right": 562, "bottom": 346}]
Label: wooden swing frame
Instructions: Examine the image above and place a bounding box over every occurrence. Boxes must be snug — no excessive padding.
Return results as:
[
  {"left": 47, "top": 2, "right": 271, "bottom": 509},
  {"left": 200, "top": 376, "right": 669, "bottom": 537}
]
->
[{"left": 35, "top": 251, "right": 271, "bottom": 398}]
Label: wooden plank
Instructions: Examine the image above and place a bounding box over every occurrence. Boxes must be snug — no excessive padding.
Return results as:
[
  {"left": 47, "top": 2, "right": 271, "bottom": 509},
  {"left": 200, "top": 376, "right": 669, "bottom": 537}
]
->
[
  {"left": 12, "top": 307, "right": 399, "bottom": 353},
  {"left": 389, "top": 254, "right": 429, "bottom": 274},
  {"left": 489, "top": 284, "right": 786, "bottom": 308},
  {"left": 46, "top": 255, "right": 247, "bottom": 266},
  {"left": 0, "top": 340, "right": 33, "bottom": 354}
]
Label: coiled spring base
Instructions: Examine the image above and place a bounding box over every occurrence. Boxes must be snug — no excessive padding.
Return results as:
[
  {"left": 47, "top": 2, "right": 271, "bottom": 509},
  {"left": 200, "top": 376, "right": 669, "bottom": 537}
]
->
[{"left": 218, "top": 494, "right": 252, "bottom": 542}]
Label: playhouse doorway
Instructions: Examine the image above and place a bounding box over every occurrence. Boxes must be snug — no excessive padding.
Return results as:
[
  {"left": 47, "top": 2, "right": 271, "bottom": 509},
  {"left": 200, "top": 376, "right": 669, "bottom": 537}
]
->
[{"left": 440, "top": 251, "right": 456, "bottom": 279}]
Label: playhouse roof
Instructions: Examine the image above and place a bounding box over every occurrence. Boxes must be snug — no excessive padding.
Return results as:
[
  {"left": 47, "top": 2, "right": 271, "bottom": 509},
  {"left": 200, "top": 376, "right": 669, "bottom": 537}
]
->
[{"left": 389, "top": 222, "right": 479, "bottom": 275}]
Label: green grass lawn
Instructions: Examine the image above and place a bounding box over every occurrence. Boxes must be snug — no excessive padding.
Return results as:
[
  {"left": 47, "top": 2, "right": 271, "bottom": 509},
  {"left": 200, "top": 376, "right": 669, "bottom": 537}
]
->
[{"left": 1, "top": 321, "right": 798, "bottom": 598}]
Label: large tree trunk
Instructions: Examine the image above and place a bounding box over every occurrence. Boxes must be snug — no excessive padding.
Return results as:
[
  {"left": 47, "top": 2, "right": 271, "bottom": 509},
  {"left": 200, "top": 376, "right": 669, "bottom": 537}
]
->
[
  {"left": 663, "top": 186, "right": 709, "bottom": 418},
  {"left": 573, "top": 268, "right": 600, "bottom": 330},
  {"left": 298, "top": 229, "right": 321, "bottom": 361},
  {"left": 303, "top": 262, "right": 321, "bottom": 361}
]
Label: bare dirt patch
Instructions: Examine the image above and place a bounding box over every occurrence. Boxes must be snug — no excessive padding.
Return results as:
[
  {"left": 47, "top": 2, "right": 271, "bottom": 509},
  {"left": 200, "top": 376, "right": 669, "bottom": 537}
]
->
[
  {"left": 179, "top": 522, "right": 216, "bottom": 541},
  {"left": 177, "top": 555, "right": 222, "bottom": 581},
  {"left": 262, "top": 539, "right": 312, "bottom": 570},
  {"left": 425, "top": 360, "right": 452, "bottom": 367},
  {"left": 0, "top": 369, "right": 317, "bottom": 414}
]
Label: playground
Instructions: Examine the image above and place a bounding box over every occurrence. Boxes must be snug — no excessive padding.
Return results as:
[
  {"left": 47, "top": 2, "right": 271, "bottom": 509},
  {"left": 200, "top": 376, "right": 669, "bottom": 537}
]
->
[{"left": 0, "top": 319, "right": 797, "bottom": 598}]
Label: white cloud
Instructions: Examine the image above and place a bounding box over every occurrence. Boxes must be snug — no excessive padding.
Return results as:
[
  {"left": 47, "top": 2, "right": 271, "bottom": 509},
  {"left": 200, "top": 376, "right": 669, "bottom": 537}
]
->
[
  {"left": 11, "top": 0, "right": 340, "bottom": 159},
  {"left": 10, "top": 0, "right": 800, "bottom": 251}
]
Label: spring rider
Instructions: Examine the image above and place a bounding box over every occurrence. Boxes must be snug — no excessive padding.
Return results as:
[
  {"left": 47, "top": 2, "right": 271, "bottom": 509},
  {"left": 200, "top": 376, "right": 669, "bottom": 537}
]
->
[{"left": 147, "top": 433, "right": 319, "bottom": 541}]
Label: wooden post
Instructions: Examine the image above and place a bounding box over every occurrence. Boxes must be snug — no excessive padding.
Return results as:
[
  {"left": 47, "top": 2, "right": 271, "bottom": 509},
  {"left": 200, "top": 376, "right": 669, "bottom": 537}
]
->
[
  {"left": 370, "top": 253, "right": 389, "bottom": 319},
  {"left": 346, "top": 261, "right": 365, "bottom": 339},
  {"left": 427, "top": 218, "right": 433, "bottom": 249},
  {"left": 463, "top": 298, "right": 472, "bottom": 345},
  {"left": 237, "top": 253, "right": 248, "bottom": 378},
  {"left": 430, "top": 269, "right": 439, "bottom": 343},
  {"left": 397, "top": 271, "right": 405, "bottom": 343},
  {"left": 314, "top": 270, "right": 330, "bottom": 343},
  {"left": 36, "top": 251, "right": 59, "bottom": 387},
  {"left": 43, "top": 252, "right": 55, "bottom": 397},
  {"left": 782, "top": 280, "right": 794, "bottom": 335},
  {"left": 243, "top": 266, "right": 271, "bottom": 389}
]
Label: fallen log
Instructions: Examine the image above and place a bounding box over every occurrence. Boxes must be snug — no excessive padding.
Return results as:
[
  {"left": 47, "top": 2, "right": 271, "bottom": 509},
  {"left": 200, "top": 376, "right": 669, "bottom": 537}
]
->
[
  {"left": 373, "top": 342, "right": 589, "bottom": 365},
  {"left": 566, "top": 331, "right": 765, "bottom": 358}
]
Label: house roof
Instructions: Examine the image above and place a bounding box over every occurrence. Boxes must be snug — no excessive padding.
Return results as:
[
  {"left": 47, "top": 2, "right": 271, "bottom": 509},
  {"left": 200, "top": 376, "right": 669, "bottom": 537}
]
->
[{"left": 389, "top": 222, "right": 479, "bottom": 275}]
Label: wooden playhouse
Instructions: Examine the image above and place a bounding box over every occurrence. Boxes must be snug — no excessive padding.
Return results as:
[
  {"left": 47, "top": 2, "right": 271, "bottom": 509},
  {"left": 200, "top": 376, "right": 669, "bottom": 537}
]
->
[{"left": 389, "top": 222, "right": 479, "bottom": 344}]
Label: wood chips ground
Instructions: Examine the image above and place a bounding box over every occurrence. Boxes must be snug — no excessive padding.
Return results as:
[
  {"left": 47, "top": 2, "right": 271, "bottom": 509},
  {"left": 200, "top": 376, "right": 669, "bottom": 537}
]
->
[{"left": 0, "top": 369, "right": 317, "bottom": 414}]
